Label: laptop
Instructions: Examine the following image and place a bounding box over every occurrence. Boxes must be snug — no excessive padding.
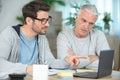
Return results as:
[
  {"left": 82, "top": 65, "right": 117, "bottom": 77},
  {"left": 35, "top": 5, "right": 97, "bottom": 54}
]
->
[{"left": 73, "top": 50, "right": 114, "bottom": 79}]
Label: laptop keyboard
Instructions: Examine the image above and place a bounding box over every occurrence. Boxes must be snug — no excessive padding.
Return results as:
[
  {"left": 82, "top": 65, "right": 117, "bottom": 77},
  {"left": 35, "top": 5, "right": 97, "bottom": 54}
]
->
[{"left": 73, "top": 72, "right": 97, "bottom": 78}]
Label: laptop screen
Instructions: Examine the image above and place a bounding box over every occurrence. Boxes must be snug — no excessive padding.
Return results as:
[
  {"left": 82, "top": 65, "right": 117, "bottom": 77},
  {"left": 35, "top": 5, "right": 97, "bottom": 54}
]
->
[{"left": 97, "top": 50, "right": 114, "bottom": 78}]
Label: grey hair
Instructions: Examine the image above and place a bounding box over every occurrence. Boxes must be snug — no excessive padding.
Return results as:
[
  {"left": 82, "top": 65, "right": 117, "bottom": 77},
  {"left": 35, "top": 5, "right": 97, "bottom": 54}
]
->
[{"left": 79, "top": 4, "right": 98, "bottom": 16}]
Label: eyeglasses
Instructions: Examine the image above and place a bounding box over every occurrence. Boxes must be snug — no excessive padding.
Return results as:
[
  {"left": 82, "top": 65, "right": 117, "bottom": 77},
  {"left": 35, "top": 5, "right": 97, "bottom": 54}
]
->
[{"left": 31, "top": 16, "right": 52, "bottom": 25}]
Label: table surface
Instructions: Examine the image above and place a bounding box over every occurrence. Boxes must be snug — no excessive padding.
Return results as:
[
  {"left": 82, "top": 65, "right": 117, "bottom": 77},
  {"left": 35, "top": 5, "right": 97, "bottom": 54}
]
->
[{"left": 25, "top": 70, "right": 120, "bottom": 80}]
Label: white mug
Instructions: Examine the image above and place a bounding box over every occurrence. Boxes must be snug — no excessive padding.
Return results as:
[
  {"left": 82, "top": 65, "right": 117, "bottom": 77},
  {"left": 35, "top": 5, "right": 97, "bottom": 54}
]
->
[{"left": 33, "top": 64, "right": 48, "bottom": 80}]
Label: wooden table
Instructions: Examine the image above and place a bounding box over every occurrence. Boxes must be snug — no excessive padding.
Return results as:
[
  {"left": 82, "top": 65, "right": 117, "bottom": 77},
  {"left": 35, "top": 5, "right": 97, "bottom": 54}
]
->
[{"left": 25, "top": 70, "right": 120, "bottom": 80}]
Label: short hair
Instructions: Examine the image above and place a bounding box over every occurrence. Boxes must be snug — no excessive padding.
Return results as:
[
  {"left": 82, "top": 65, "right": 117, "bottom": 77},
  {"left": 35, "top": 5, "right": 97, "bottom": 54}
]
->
[
  {"left": 79, "top": 4, "right": 98, "bottom": 16},
  {"left": 22, "top": 0, "right": 50, "bottom": 21}
]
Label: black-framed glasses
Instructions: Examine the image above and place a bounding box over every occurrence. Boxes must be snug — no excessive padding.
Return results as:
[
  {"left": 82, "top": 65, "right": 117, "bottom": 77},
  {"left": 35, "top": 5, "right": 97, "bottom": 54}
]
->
[{"left": 31, "top": 16, "right": 52, "bottom": 25}]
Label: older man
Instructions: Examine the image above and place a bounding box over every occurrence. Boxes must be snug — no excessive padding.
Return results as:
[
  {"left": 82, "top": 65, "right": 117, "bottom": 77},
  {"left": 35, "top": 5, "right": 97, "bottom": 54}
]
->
[{"left": 57, "top": 4, "right": 110, "bottom": 69}]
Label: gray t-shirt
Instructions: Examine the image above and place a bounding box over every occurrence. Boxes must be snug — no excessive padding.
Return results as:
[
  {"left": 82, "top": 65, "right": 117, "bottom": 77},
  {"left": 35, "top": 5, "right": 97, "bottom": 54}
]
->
[{"left": 57, "top": 29, "right": 110, "bottom": 69}]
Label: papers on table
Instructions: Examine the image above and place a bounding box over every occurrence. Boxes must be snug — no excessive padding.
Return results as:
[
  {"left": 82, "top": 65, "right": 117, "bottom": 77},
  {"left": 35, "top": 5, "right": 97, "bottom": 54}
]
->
[
  {"left": 48, "top": 69, "right": 75, "bottom": 75},
  {"left": 0, "top": 72, "right": 9, "bottom": 79},
  {"left": 76, "top": 69, "right": 97, "bottom": 73},
  {"left": 0, "top": 69, "right": 96, "bottom": 79},
  {"left": 48, "top": 68, "right": 98, "bottom": 76}
]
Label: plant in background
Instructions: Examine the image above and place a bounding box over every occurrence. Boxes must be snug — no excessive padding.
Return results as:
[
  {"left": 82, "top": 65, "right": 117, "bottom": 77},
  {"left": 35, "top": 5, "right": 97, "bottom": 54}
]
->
[
  {"left": 103, "top": 12, "right": 113, "bottom": 24},
  {"left": 103, "top": 12, "right": 113, "bottom": 34},
  {"left": 17, "top": 0, "right": 65, "bottom": 24},
  {"left": 16, "top": 16, "right": 24, "bottom": 24},
  {"left": 64, "top": 3, "right": 80, "bottom": 27},
  {"left": 64, "top": 0, "right": 103, "bottom": 31},
  {"left": 64, "top": 0, "right": 91, "bottom": 27},
  {"left": 42, "top": 0, "right": 65, "bottom": 7},
  {"left": 93, "top": 25, "right": 103, "bottom": 31}
]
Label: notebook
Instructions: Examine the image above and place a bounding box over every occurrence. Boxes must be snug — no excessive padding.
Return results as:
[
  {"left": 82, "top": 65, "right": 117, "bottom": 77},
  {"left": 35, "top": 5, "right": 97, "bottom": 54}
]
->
[{"left": 73, "top": 50, "right": 114, "bottom": 79}]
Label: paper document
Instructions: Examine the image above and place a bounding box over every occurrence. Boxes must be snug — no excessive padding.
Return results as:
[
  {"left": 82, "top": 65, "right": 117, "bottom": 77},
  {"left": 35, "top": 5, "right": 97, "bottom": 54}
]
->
[
  {"left": 76, "top": 69, "right": 97, "bottom": 73},
  {"left": 0, "top": 72, "right": 9, "bottom": 79},
  {"left": 48, "top": 69, "right": 75, "bottom": 75}
]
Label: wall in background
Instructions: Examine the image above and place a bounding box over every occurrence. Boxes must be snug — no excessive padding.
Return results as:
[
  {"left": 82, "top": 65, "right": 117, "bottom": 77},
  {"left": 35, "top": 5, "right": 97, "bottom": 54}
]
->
[
  {"left": 0, "top": 0, "right": 31, "bottom": 32},
  {"left": 112, "top": 0, "right": 120, "bottom": 40},
  {"left": 54, "top": 0, "right": 120, "bottom": 39},
  {"left": 0, "top": 0, "right": 119, "bottom": 38}
]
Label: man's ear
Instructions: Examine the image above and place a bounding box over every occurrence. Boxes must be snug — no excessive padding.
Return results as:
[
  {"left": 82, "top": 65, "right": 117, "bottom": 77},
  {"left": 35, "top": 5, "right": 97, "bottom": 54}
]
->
[
  {"left": 75, "top": 16, "right": 77, "bottom": 22},
  {"left": 26, "top": 17, "right": 33, "bottom": 24}
]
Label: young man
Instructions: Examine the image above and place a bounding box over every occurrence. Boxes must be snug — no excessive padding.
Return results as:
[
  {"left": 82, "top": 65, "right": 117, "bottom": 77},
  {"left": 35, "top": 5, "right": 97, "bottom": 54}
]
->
[
  {"left": 0, "top": 1, "right": 79, "bottom": 75},
  {"left": 57, "top": 4, "right": 110, "bottom": 69}
]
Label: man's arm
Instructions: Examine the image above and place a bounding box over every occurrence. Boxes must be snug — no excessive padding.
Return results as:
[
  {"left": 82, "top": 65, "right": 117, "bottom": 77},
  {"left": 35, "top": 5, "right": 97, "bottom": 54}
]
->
[
  {"left": 0, "top": 58, "right": 27, "bottom": 74},
  {"left": 67, "top": 49, "right": 99, "bottom": 67},
  {"left": 0, "top": 27, "right": 27, "bottom": 74},
  {"left": 95, "top": 30, "right": 110, "bottom": 55},
  {"left": 88, "top": 55, "right": 99, "bottom": 63},
  {"left": 26, "top": 65, "right": 33, "bottom": 74},
  {"left": 86, "top": 30, "right": 110, "bottom": 69},
  {"left": 39, "top": 35, "right": 70, "bottom": 69},
  {"left": 57, "top": 32, "right": 91, "bottom": 68}
]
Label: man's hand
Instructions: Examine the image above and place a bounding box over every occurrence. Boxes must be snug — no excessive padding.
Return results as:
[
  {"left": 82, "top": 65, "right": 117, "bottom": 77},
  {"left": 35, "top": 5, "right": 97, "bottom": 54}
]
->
[
  {"left": 88, "top": 55, "right": 99, "bottom": 63},
  {"left": 65, "top": 55, "right": 80, "bottom": 67},
  {"left": 26, "top": 65, "right": 33, "bottom": 75},
  {"left": 66, "top": 49, "right": 87, "bottom": 67}
]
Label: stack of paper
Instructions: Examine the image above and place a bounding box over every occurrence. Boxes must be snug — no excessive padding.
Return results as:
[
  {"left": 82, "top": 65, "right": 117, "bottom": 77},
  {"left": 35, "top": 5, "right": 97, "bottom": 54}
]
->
[{"left": 57, "top": 72, "right": 73, "bottom": 80}]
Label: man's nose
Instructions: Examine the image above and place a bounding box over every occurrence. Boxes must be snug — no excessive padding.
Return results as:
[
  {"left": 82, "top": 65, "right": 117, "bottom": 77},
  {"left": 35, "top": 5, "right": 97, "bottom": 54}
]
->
[
  {"left": 84, "top": 22, "right": 89, "bottom": 29},
  {"left": 45, "top": 21, "right": 50, "bottom": 27}
]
